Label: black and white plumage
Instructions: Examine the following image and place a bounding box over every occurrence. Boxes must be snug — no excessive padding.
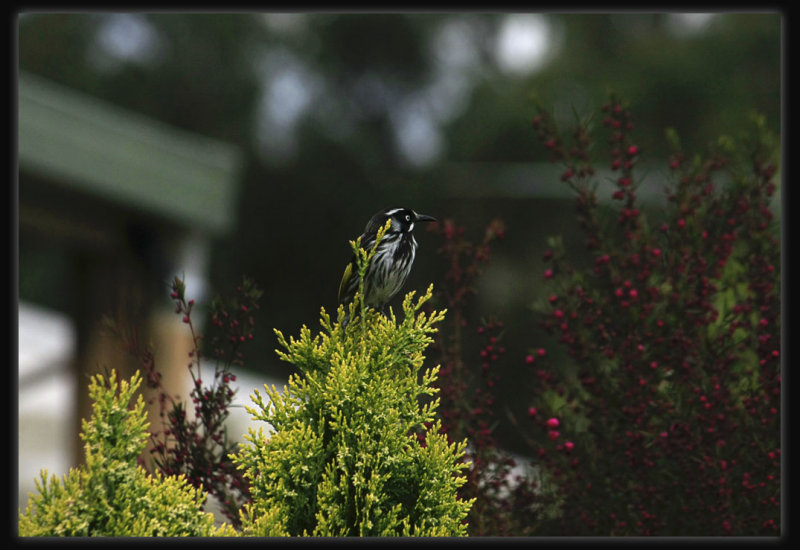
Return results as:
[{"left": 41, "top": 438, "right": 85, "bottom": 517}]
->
[{"left": 338, "top": 207, "right": 436, "bottom": 314}]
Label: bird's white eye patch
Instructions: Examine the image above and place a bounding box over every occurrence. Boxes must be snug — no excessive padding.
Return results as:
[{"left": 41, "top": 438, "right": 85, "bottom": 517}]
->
[{"left": 405, "top": 214, "right": 411, "bottom": 222}]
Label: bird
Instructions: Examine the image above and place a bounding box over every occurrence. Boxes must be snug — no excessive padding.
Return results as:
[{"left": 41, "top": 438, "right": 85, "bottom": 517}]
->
[{"left": 338, "top": 207, "right": 436, "bottom": 321}]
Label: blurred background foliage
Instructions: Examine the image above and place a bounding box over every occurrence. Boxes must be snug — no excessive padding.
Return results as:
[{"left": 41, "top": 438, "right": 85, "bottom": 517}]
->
[{"left": 18, "top": 12, "right": 781, "bottom": 456}]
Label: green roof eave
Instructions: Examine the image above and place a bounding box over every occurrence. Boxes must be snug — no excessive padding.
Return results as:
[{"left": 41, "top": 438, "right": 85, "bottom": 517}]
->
[{"left": 18, "top": 71, "right": 244, "bottom": 236}]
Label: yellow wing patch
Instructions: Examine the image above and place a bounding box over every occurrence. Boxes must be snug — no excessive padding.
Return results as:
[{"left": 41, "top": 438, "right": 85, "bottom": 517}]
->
[{"left": 338, "top": 262, "right": 354, "bottom": 303}]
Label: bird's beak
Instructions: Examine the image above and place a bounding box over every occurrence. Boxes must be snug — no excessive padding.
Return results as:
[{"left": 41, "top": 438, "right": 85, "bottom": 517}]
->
[{"left": 416, "top": 214, "right": 437, "bottom": 223}]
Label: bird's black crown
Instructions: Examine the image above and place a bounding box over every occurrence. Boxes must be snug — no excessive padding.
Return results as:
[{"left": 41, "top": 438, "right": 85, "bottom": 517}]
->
[{"left": 365, "top": 207, "right": 437, "bottom": 235}]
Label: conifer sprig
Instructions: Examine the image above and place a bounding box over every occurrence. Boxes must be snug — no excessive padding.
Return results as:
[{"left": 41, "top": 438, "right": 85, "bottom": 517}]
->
[{"left": 235, "top": 252, "right": 472, "bottom": 536}]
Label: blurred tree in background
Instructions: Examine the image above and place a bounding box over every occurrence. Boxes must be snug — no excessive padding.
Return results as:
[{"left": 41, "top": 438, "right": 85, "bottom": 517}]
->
[{"left": 19, "top": 12, "right": 781, "bottom": 459}]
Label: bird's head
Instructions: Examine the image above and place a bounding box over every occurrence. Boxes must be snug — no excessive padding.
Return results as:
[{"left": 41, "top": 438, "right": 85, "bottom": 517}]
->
[{"left": 367, "top": 207, "right": 437, "bottom": 235}]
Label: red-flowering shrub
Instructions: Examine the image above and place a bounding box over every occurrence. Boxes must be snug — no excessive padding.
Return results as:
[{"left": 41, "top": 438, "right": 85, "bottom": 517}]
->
[
  {"left": 428, "top": 96, "right": 779, "bottom": 537},
  {"left": 118, "top": 276, "right": 263, "bottom": 528},
  {"left": 524, "top": 96, "right": 780, "bottom": 535},
  {"left": 426, "top": 219, "right": 562, "bottom": 536}
]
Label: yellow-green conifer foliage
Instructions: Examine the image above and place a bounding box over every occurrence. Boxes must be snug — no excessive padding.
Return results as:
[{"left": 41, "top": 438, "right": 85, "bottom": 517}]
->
[
  {"left": 19, "top": 370, "right": 235, "bottom": 537},
  {"left": 234, "top": 223, "right": 474, "bottom": 536}
]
